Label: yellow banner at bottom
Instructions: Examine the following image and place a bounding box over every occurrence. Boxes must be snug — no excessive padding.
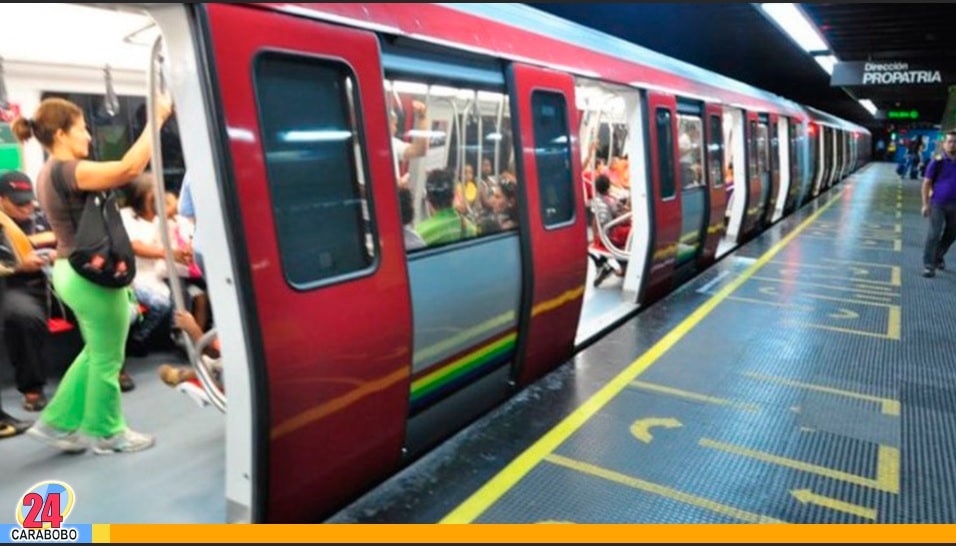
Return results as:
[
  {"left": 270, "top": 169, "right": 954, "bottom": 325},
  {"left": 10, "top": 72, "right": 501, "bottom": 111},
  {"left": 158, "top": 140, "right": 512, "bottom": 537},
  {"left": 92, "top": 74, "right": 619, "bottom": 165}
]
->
[{"left": 92, "top": 524, "right": 956, "bottom": 543}]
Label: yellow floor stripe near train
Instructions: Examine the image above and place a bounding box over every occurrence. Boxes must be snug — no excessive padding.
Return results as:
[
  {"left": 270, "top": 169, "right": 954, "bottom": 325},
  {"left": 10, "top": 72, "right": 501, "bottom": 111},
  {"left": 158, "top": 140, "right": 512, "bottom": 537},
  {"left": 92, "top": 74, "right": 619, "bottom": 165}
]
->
[{"left": 439, "top": 187, "right": 849, "bottom": 524}]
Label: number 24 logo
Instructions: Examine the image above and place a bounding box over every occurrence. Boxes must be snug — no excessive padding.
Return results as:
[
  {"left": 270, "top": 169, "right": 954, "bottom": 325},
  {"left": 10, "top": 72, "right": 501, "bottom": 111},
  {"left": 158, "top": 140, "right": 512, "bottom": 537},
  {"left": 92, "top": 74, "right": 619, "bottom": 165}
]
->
[
  {"left": 21, "top": 492, "right": 63, "bottom": 528},
  {"left": 16, "top": 480, "right": 75, "bottom": 529}
]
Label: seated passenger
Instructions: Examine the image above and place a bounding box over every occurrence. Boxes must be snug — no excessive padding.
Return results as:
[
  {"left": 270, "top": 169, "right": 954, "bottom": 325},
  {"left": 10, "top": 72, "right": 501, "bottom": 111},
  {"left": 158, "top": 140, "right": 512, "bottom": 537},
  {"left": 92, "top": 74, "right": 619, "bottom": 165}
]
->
[
  {"left": 122, "top": 173, "right": 193, "bottom": 357},
  {"left": 479, "top": 158, "right": 497, "bottom": 186},
  {"left": 415, "top": 168, "right": 477, "bottom": 246},
  {"left": 164, "top": 190, "right": 209, "bottom": 332},
  {"left": 478, "top": 178, "right": 519, "bottom": 234},
  {"left": 456, "top": 163, "right": 486, "bottom": 222},
  {"left": 592, "top": 173, "right": 631, "bottom": 249},
  {"left": 398, "top": 185, "right": 425, "bottom": 251},
  {"left": 0, "top": 171, "right": 56, "bottom": 411}
]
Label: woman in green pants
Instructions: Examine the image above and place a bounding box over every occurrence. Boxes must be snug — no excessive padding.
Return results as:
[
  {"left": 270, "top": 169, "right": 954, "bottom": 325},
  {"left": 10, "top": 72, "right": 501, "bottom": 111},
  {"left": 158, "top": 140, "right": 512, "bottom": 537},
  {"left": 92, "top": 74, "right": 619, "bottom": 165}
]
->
[{"left": 12, "top": 94, "right": 172, "bottom": 454}]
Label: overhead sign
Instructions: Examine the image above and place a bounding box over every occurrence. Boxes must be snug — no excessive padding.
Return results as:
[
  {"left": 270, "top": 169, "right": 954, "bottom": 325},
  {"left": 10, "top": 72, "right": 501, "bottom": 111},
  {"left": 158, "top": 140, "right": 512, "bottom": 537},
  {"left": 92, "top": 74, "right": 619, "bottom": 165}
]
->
[
  {"left": 830, "top": 61, "right": 952, "bottom": 87},
  {"left": 887, "top": 110, "right": 919, "bottom": 120}
]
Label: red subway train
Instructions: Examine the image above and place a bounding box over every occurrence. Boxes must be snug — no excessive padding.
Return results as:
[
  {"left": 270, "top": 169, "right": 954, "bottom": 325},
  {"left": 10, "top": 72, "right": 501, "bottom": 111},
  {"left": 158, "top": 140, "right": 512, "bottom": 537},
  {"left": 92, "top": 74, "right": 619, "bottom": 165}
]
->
[{"left": 4, "top": 3, "right": 870, "bottom": 523}]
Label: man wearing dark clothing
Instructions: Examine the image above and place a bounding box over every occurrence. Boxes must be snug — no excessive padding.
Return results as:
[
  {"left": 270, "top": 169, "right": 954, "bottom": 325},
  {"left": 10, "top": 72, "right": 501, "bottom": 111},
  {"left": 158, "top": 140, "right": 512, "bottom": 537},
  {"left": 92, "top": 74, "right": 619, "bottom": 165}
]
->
[
  {"left": 0, "top": 171, "right": 55, "bottom": 410},
  {"left": 921, "top": 132, "right": 956, "bottom": 278}
]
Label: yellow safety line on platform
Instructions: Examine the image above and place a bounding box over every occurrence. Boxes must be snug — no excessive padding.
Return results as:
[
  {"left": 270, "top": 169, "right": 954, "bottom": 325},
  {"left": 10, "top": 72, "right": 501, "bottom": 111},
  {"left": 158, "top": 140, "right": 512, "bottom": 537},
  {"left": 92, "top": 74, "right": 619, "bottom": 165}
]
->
[{"left": 439, "top": 187, "right": 849, "bottom": 523}]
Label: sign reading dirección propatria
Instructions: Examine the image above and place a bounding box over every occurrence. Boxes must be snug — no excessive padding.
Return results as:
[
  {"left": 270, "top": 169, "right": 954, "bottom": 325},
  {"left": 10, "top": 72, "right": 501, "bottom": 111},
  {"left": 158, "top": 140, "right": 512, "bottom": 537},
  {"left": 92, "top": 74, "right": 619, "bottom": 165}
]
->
[{"left": 830, "top": 60, "right": 951, "bottom": 87}]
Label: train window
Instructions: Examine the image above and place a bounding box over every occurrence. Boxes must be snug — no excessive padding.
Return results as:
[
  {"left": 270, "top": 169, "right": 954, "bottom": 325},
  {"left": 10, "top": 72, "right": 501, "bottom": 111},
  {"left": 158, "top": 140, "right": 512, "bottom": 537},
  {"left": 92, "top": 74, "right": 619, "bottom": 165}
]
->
[
  {"left": 655, "top": 108, "right": 675, "bottom": 200},
  {"left": 531, "top": 90, "right": 575, "bottom": 227},
  {"left": 384, "top": 78, "right": 520, "bottom": 251},
  {"left": 253, "top": 52, "right": 375, "bottom": 288},
  {"left": 708, "top": 114, "right": 723, "bottom": 188},
  {"left": 677, "top": 115, "right": 704, "bottom": 190}
]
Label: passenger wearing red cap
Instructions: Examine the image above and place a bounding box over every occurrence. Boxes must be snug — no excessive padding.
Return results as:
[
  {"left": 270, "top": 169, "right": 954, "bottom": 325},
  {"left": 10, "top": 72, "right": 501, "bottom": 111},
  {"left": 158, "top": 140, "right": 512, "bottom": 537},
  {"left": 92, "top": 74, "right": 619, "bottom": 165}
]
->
[{"left": 0, "top": 170, "right": 56, "bottom": 413}]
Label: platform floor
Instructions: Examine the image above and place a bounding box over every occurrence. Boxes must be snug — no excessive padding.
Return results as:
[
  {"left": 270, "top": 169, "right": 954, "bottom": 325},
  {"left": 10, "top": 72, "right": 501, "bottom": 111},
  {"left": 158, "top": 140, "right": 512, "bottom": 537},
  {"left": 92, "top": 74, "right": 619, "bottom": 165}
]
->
[{"left": 329, "top": 163, "right": 956, "bottom": 524}]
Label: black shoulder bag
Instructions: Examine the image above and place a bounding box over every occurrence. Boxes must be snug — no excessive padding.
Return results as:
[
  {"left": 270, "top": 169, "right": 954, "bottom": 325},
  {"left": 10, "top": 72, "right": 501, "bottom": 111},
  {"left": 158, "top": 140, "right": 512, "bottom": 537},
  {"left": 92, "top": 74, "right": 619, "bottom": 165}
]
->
[{"left": 51, "top": 161, "right": 136, "bottom": 288}]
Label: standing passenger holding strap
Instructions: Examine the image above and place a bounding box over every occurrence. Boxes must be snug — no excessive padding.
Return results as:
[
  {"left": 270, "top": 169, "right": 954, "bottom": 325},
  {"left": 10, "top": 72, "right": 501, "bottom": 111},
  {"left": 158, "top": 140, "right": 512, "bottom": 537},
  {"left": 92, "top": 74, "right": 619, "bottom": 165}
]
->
[{"left": 12, "top": 94, "right": 173, "bottom": 454}]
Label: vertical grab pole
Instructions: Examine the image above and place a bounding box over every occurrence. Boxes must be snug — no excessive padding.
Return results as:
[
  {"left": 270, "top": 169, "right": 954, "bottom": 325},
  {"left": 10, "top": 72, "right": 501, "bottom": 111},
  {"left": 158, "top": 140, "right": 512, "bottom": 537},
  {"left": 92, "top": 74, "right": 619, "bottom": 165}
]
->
[{"left": 146, "top": 35, "right": 226, "bottom": 412}]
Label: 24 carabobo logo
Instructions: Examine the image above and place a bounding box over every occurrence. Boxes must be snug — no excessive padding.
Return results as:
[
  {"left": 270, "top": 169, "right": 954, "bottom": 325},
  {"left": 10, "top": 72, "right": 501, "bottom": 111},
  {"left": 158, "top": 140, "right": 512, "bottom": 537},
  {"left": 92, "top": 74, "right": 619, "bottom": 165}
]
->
[{"left": 9, "top": 481, "right": 79, "bottom": 542}]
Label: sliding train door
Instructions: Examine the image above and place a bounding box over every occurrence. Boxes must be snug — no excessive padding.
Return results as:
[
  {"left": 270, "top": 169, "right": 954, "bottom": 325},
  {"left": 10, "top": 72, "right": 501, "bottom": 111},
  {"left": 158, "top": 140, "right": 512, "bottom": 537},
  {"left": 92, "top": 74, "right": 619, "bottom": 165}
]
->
[
  {"left": 741, "top": 110, "right": 764, "bottom": 238},
  {"left": 769, "top": 115, "right": 788, "bottom": 223},
  {"left": 700, "top": 102, "right": 726, "bottom": 265},
  {"left": 643, "top": 91, "right": 681, "bottom": 302},
  {"left": 381, "top": 46, "right": 523, "bottom": 460},
  {"left": 507, "top": 63, "right": 587, "bottom": 385},
  {"left": 721, "top": 106, "right": 748, "bottom": 249},
  {"left": 673, "top": 98, "right": 708, "bottom": 281},
  {"left": 202, "top": 4, "right": 413, "bottom": 522},
  {"left": 756, "top": 113, "right": 776, "bottom": 227}
]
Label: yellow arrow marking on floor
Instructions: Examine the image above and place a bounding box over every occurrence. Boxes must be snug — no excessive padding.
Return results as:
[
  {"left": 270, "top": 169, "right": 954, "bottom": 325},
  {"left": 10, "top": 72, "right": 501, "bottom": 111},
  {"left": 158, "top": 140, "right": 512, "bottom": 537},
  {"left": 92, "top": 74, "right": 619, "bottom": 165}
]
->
[
  {"left": 630, "top": 417, "right": 682, "bottom": 444},
  {"left": 790, "top": 488, "right": 877, "bottom": 521},
  {"left": 828, "top": 308, "right": 859, "bottom": 320}
]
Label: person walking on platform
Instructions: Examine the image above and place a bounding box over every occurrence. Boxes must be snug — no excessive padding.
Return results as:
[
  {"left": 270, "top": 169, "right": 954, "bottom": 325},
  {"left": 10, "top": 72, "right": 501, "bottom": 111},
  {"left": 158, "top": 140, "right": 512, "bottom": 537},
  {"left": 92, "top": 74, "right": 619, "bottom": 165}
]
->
[{"left": 921, "top": 131, "right": 956, "bottom": 278}]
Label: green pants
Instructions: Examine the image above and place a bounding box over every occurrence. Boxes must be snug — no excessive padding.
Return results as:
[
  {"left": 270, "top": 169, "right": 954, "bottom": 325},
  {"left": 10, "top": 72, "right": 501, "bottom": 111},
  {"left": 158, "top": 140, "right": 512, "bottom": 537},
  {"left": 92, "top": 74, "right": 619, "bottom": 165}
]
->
[{"left": 41, "top": 259, "right": 130, "bottom": 437}]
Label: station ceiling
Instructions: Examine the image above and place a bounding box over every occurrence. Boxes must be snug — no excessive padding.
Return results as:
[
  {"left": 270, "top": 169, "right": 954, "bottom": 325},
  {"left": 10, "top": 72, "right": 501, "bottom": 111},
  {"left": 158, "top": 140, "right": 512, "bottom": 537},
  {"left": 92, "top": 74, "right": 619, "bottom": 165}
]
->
[{"left": 530, "top": 3, "right": 955, "bottom": 130}]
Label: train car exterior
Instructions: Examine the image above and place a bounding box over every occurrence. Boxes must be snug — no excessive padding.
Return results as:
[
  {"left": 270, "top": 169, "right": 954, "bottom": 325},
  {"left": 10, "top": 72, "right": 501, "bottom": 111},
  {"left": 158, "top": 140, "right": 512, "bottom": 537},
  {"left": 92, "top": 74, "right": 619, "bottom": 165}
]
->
[{"left": 3, "top": 2, "right": 870, "bottom": 523}]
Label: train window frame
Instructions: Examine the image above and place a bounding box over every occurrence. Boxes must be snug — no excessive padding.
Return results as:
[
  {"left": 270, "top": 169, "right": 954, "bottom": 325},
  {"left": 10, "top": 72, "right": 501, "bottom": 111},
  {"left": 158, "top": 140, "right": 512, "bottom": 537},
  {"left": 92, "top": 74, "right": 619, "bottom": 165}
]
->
[
  {"left": 655, "top": 107, "right": 676, "bottom": 200},
  {"left": 251, "top": 49, "right": 379, "bottom": 291},
  {"left": 531, "top": 89, "right": 577, "bottom": 229}
]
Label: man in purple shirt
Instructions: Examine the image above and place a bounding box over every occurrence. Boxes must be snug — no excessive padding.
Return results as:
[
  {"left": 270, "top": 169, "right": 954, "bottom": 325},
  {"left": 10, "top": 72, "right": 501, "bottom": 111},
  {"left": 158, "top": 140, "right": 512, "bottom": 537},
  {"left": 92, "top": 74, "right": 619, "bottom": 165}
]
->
[{"left": 921, "top": 131, "right": 956, "bottom": 277}]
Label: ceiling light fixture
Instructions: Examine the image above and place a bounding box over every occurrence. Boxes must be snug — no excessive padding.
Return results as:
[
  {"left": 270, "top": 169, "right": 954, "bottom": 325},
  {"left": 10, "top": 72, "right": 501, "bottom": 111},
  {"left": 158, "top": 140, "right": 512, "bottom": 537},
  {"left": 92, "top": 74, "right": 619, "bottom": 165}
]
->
[{"left": 757, "top": 3, "right": 829, "bottom": 54}]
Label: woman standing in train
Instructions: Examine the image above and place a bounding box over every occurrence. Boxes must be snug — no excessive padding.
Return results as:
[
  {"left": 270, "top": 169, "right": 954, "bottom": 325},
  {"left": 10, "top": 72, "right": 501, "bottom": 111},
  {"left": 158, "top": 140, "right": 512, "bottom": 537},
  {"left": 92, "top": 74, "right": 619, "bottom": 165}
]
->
[{"left": 12, "top": 94, "right": 173, "bottom": 454}]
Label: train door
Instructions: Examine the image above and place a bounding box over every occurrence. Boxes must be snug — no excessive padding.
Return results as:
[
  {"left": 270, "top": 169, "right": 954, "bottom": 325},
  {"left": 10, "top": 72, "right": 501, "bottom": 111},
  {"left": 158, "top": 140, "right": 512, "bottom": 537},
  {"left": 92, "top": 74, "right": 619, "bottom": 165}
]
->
[
  {"left": 720, "top": 106, "right": 747, "bottom": 253},
  {"left": 756, "top": 114, "right": 774, "bottom": 227},
  {"left": 743, "top": 111, "right": 764, "bottom": 236},
  {"left": 786, "top": 119, "right": 803, "bottom": 214},
  {"left": 380, "top": 47, "right": 525, "bottom": 458},
  {"left": 574, "top": 79, "right": 646, "bottom": 345},
  {"left": 831, "top": 130, "right": 842, "bottom": 185},
  {"left": 507, "top": 63, "right": 587, "bottom": 385},
  {"left": 823, "top": 127, "right": 837, "bottom": 191},
  {"left": 699, "top": 103, "right": 726, "bottom": 265},
  {"left": 769, "top": 115, "right": 787, "bottom": 223},
  {"left": 201, "top": 4, "right": 413, "bottom": 522},
  {"left": 842, "top": 132, "right": 852, "bottom": 178},
  {"left": 812, "top": 125, "right": 827, "bottom": 196},
  {"left": 674, "top": 99, "right": 708, "bottom": 281},
  {"left": 643, "top": 91, "right": 681, "bottom": 302}
]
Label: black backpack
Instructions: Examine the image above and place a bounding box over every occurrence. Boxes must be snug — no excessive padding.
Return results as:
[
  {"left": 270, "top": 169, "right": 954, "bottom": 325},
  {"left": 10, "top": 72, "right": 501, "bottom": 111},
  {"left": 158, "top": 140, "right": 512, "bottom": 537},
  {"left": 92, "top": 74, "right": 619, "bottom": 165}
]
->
[{"left": 51, "top": 161, "right": 136, "bottom": 288}]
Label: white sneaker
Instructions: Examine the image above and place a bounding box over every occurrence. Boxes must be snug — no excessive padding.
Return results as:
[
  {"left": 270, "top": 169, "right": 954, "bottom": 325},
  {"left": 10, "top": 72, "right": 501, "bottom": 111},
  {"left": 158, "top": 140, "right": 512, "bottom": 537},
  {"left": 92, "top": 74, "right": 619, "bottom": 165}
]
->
[
  {"left": 26, "top": 421, "right": 87, "bottom": 454},
  {"left": 92, "top": 428, "right": 155, "bottom": 455}
]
